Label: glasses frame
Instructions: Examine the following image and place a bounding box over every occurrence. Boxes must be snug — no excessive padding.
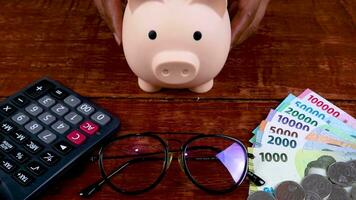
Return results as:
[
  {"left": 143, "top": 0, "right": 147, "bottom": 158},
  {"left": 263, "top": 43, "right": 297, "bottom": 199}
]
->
[
  {"left": 80, "top": 132, "right": 259, "bottom": 197},
  {"left": 98, "top": 133, "right": 170, "bottom": 195},
  {"left": 181, "top": 134, "right": 248, "bottom": 194}
]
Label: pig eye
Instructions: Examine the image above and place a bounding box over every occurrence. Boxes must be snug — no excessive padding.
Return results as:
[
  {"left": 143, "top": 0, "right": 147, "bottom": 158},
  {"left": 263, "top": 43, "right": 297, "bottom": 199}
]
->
[
  {"left": 193, "top": 31, "right": 202, "bottom": 41},
  {"left": 148, "top": 30, "right": 157, "bottom": 40}
]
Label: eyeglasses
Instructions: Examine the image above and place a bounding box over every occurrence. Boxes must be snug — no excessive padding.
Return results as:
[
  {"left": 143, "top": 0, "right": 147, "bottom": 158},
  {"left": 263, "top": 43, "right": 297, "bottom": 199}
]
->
[{"left": 79, "top": 132, "right": 265, "bottom": 197}]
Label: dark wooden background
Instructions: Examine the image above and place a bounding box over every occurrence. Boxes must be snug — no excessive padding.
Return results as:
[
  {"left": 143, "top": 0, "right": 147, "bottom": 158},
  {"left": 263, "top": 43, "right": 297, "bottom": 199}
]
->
[{"left": 0, "top": 0, "right": 355, "bottom": 199}]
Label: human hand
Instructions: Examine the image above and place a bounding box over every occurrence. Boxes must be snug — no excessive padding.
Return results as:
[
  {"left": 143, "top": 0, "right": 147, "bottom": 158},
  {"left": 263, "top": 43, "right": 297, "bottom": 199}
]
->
[
  {"left": 94, "top": 0, "right": 125, "bottom": 45},
  {"left": 229, "top": 0, "right": 270, "bottom": 46},
  {"left": 94, "top": 0, "right": 270, "bottom": 47}
]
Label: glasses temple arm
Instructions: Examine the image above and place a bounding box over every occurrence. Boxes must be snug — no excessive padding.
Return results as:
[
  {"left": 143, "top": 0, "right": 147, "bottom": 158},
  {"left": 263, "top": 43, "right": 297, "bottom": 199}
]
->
[
  {"left": 90, "top": 145, "right": 221, "bottom": 162},
  {"left": 79, "top": 160, "right": 130, "bottom": 197},
  {"left": 82, "top": 146, "right": 265, "bottom": 197},
  {"left": 246, "top": 170, "right": 265, "bottom": 186},
  {"left": 90, "top": 151, "right": 166, "bottom": 161},
  {"left": 80, "top": 156, "right": 165, "bottom": 197}
]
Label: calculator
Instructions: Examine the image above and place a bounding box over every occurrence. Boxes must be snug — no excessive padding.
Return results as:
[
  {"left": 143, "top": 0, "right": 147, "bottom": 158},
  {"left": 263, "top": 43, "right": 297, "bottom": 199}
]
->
[{"left": 0, "top": 78, "right": 120, "bottom": 200}]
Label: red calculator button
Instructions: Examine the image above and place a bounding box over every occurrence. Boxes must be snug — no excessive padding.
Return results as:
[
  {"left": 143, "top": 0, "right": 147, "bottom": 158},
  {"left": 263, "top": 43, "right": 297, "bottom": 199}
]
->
[
  {"left": 66, "top": 130, "right": 86, "bottom": 145},
  {"left": 79, "top": 121, "right": 99, "bottom": 136}
]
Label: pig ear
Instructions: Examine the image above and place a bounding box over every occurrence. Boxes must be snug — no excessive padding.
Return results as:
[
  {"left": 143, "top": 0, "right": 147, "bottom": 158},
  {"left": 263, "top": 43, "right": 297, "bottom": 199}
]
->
[
  {"left": 189, "top": 0, "right": 228, "bottom": 18},
  {"left": 127, "top": 0, "right": 163, "bottom": 12}
]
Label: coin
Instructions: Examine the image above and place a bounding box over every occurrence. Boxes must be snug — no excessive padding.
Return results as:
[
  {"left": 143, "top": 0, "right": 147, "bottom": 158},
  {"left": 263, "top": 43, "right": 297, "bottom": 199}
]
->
[
  {"left": 301, "top": 174, "right": 332, "bottom": 199},
  {"left": 328, "top": 184, "right": 351, "bottom": 200},
  {"left": 327, "top": 162, "right": 356, "bottom": 187},
  {"left": 305, "top": 161, "right": 326, "bottom": 176},
  {"left": 247, "top": 191, "right": 275, "bottom": 200},
  {"left": 304, "top": 153, "right": 338, "bottom": 177},
  {"left": 304, "top": 191, "right": 321, "bottom": 200},
  {"left": 307, "top": 160, "right": 324, "bottom": 168},
  {"left": 305, "top": 166, "right": 327, "bottom": 177},
  {"left": 347, "top": 160, "right": 356, "bottom": 169},
  {"left": 305, "top": 166, "right": 311, "bottom": 176},
  {"left": 275, "top": 181, "right": 305, "bottom": 200},
  {"left": 351, "top": 185, "right": 356, "bottom": 200},
  {"left": 317, "top": 155, "right": 336, "bottom": 168}
]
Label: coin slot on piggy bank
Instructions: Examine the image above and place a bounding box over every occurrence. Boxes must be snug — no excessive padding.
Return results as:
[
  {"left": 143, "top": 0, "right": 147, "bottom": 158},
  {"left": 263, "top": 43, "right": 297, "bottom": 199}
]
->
[{"left": 121, "top": 0, "right": 231, "bottom": 93}]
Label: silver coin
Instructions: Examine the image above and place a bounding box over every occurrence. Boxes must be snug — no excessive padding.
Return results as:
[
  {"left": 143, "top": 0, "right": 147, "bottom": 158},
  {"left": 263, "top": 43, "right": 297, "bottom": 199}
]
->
[
  {"left": 351, "top": 185, "right": 356, "bottom": 200},
  {"left": 308, "top": 160, "right": 324, "bottom": 168},
  {"left": 328, "top": 184, "right": 351, "bottom": 200},
  {"left": 304, "top": 191, "right": 321, "bottom": 200},
  {"left": 305, "top": 161, "right": 324, "bottom": 176},
  {"left": 327, "top": 162, "right": 356, "bottom": 187},
  {"left": 348, "top": 160, "right": 356, "bottom": 169},
  {"left": 248, "top": 191, "right": 275, "bottom": 200},
  {"left": 301, "top": 174, "right": 332, "bottom": 199},
  {"left": 305, "top": 166, "right": 312, "bottom": 177},
  {"left": 275, "top": 181, "right": 305, "bottom": 200},
  {"left": 317, "top": 155, "right": 336, "bottom": 168}
]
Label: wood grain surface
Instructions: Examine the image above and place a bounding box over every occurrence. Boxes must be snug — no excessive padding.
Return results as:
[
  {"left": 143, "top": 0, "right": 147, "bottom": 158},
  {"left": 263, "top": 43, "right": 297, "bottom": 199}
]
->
[{"left": 0, "top": 0, "right": 355, "bottom": 199}]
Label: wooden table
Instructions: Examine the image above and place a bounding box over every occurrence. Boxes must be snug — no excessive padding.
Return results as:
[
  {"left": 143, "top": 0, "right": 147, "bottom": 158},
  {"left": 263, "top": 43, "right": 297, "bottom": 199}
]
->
[{"left": 0, "top": 0, "right": 355, "bottom": 199}]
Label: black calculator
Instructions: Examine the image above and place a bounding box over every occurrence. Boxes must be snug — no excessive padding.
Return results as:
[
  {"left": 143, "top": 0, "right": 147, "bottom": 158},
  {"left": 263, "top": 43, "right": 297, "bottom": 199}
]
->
[{"left": 0, "top": 78, "right": 120, "bottom": 200}]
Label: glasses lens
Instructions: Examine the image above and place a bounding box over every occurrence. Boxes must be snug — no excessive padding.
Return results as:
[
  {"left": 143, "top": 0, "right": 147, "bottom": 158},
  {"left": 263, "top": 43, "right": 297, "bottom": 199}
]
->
[
  {"left": 184, "top": 136, "right": 247, "bottom": 192},
  {"left": 101, "top": 135, "right": 167, "bottom": 193}
]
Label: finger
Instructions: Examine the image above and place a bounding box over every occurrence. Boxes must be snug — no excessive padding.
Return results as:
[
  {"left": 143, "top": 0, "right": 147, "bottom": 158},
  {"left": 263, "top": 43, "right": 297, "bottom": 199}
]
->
[
  {"left": 94, "top": 0, "right": 113, "bottom": 30},
  {"left": 228, "top": 0, "right": 239, "bottom": 15},
  {"left": 230, "top": 0, "right": 262, "bottom": 46},
  {"left": 94, "top": 0, "right": 124, "bottom": 44},
  {"left": 109, "top": 0, "right": 124, "bottom": 45},
  {"left": 234, "top": 0, "right": 270, "bottom": 46}
]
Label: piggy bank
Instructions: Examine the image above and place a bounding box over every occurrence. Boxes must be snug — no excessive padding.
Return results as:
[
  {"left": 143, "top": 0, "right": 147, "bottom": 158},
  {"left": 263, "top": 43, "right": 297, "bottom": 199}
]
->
[{"left": 122, "top": 0, "right": 231, "bottom": 93}]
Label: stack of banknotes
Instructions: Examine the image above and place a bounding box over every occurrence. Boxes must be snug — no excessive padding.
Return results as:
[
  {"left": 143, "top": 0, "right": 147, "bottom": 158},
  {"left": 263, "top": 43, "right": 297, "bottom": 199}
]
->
[{"left": 247, "top": 89, "right": 356, "bottom": 200}]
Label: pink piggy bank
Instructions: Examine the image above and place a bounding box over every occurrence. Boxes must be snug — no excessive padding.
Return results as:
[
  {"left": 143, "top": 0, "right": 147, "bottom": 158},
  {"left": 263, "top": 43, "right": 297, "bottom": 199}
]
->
[{"left": 122, "top": 0, "right": 231, "bottom": 93}]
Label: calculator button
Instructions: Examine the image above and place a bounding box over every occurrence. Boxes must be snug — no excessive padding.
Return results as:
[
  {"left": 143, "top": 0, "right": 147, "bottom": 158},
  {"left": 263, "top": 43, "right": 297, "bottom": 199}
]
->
[
  {"left": 0, "top": 158, "right": 17, "bottom": 173},
  {"left": 51, "top": 88, "right": 68, "bottom": 100},
  {"left": 51, "top": 103, "right": 69, "bottom": 116},
  {"left": 25, "top": 79, "right": 55, "bottom": 99},
  {"left": 0, "top": 103, "right": 17, "bottom": 116},
  {"left": 0, "top": 121, "right": 16, "bottom": 134},
  {"left": 40, "top": 151, "right": 60, "bottom": 166},
  {"left": 12, "top": 95, "right": 30, "bottom": 108},
  {"left": 10, "top": 130, "right": 29, "bottom": 144},
  {"left": 64, "top": 112, "right": 83, "bottom": 125},
  {"left": 77, "top": 103, "right": 95, "bottom": 116},
  {"left": 51, "top": 121, "right": 70, "bottom": 134},
  {"left": 24, "top": 140, "right": 43, "bottom": 154},
  {"left": 11, "top": 150, "right": 29, "bottom": 164},
  {"left": 27, "top": 161, "right": 47, "bottom": 176},
  {"left": 67, "top": 130, "right": 86, "bottom": 145},
  {"left": 12, "top": 112, "right": 30, "bottom": 125},
  {"left": 64, "top": 95, "right": 81, "bottom": 107},
  {"left": 38, "top": 112, "right": 56, "bottom": 125},
  {"left": 0, "top": 139, "right": 15, "bottom": 152},
  {"left": 37, "top": 130, "right": 57, "bottom": 144},
  {"left": 13, "top": 170, "right": 34, "bottom": 186},
  {"left": 24, "top": 121, "right": 43, "bottom": 135},
  {"left": 38, "top": 95, "right": 56, "bottom": 108},
  {"left": 91, "top": 111, "right": 111, "bottom": 126},
  {"left": 80, "top": 121, "right": 99, "bottom": 136},
  {"left": 25, "top": 104, "right": 43, "bottom": 116},
  {"left": 54, "top": 141, "right": 73, "bottom": 155}
]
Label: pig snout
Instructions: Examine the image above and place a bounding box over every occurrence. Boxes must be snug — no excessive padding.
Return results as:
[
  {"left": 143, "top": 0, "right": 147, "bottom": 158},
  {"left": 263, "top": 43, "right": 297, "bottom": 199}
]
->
[{"left": 152, "top": 51, "right": 200, "bottom": 85}]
